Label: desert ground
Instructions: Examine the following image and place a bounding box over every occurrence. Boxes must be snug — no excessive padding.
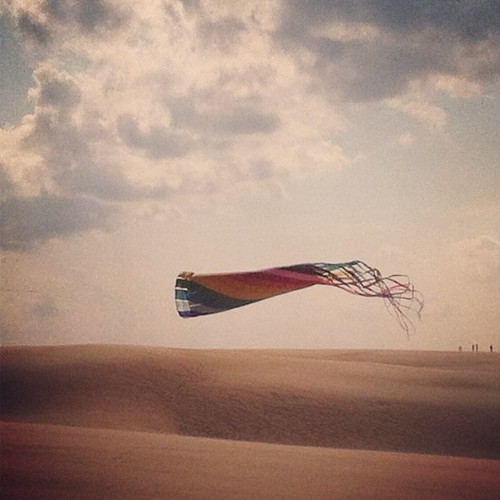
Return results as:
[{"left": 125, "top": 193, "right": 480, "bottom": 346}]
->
[{"left": 1, "top": 345, "right": 499, "bottom": 498}]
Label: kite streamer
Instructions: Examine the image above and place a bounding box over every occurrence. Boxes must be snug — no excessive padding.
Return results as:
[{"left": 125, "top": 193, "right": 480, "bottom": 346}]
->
[{"left": 175, "top": 261, "right": 423, "bottom": 334}]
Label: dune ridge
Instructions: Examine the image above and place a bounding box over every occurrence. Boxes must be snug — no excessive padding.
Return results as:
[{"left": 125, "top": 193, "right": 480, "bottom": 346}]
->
[
  {"left": 2, "top": 345, "right": 500, "bottom": 498},
  {"left": 2, "top": 345, "right": 499, "bottom": 458}
]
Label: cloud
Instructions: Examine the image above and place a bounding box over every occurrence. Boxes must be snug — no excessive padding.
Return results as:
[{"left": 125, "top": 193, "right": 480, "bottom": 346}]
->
[
  {"left": 277, "top": 0, "right": 500, "bottom": 103},
  {"left": 283, "top": 0, "right": 500, "bottom": 43},
  {"left": 10, "top": 0, "right": 127, "bottom": 46},
  {"left": 0, "top": 195, "right": 116, "bottom": 251},
  {"left": 398, "top": 132, "right": 414, "bottom": 147},
  {"left": 452, "top": 236, "right": 500, "bottom": 287},
  {"left": 0, "top": 164, "right": 16, "bottom": 199},
  {"left": 30, "top": 296, "right": 58, "bottom": 319},
  {"left": 3, "top": 1, "right": 497, "bottom": 252},
  {"left": 16, "top": 10, "right": 51, "bottom": 45},
  {"left": 117, "top": 114, "right": 195, "bottom": 159},
  {"left": 10, "top": 61, "right": 171, "bottom": 202},
  {"left": 386, "top": 95, "right": 447, "bottom": 129},
  {"left": 32, "top": 62, "right": 81, "bottom": 110},
  {"left": 198, "top": 15, "right": 246, "bottom": 50},
  {"left": 168, "top": 96, "right": 281, "bottom": 136},
  {"left": 210, "top": 106, "right": 280, "bottom": 135}
]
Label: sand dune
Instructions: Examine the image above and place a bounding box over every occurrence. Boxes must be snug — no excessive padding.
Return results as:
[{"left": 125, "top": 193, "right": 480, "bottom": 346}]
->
[
  {"left": 2, "top": 345, "right": 500, "bottom": 498},
  {"left": 3, "top": 421, "right": 500, "bottom": 499}
]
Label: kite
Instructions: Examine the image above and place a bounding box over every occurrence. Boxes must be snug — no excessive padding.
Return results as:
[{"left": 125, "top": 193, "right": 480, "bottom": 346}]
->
[{"left": 175, "top": 261, "right": 423, "bottom": 334}]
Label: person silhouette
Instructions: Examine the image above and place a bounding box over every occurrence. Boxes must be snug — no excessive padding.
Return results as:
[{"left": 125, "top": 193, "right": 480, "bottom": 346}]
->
[{"left": 490, "top": 345, "right": 493, "bottom": 352}]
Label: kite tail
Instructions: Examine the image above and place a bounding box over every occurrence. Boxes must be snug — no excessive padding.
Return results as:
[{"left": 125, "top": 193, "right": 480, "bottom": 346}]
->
[{"left": 314, "top": 261, "right": 424, "bottom": 335}]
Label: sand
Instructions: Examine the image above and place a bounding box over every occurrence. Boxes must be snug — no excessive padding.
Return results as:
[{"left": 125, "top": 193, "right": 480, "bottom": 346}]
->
[{"left": 2, "top": 345, "right": 500, "bottom": 498}]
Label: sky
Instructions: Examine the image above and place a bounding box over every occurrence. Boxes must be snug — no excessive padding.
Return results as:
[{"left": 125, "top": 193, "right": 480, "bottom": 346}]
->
[{"left": 1, "top": 0, "right": 499, "bottom": 351}]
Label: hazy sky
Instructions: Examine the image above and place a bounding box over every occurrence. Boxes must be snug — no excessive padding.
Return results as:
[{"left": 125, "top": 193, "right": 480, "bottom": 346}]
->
[{"left": 1, "top": 0, "right": 499, "bottom": 351}]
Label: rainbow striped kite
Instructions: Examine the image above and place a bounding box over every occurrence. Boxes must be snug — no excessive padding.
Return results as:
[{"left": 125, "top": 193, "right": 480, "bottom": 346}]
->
[{"left": 175, "top": 261, "right": 423, "bottom": 333}]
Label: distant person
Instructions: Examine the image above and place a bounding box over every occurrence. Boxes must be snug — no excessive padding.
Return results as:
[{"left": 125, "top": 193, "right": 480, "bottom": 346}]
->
[
  {"left": 476, "top": 344, "right": 479, "bottom": 352},
  {"left": 459, "top": 345, "right": 462, "bottom": 352},
  {"left": 490, "top": 345, "right": 493, "bottom": 352},
  {"left": 472, "top": 344, "right": 474, "bottom": 352}
]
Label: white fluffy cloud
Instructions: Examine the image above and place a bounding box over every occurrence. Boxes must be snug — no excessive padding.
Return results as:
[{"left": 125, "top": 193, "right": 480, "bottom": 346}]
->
[{"left": 2, "top": 0, "right": 499, "bottom": 250}]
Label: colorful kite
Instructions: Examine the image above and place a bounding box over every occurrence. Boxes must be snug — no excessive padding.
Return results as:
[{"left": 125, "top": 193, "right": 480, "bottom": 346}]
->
[{"left": 175, "top": 261, "right": 423, "bottom": 333}]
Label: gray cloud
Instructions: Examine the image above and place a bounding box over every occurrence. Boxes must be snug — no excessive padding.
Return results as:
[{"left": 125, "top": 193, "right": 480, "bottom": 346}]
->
[
  {"left": 176, "top": 0, "right": 201, "bottom": 14},
  {"left": 169, "top": 97, "right": 280, "bottom": 135},
  {"left": 16, "top": 10, "right": 52, "bottom": 45},
  {"left": 278, "top": 0, "right": 500, "bottom": 101},
  {"left": 73, "top": 0, "right": 124, "bottom": 33},
  {"left": 12, "top": 0, "right": 127, "bottom": 47},
  {"left": 212, "top": 107, "right": 280, "bottom": 135},
  {"left": 0, "top": 15, "right": 34, "bottom": 126},
  {"left": 36, "top": 72, "right": 81, "bottom": 110},
  {"left": 0, "top": 164, "right": 16, "bottom": 199},
  {"left": 0, "top": 56, "right": 177, "bottom": 252},
  {"left": 117, "top": 114, "right": 194, "bottom": 159},
  {"left": 30, "top": 296, "right": 58, "bottom": 319},
  {"left": 20, "top": 64, "right": 171, "bottom": 202},
  {"left": 284, "top": 0, "right": 500, "bottom": 42},
  {"left": 46, "top": 0, "right": 125, "bottom": 33},
  {"left": 0, "top": 195, "right": 116, "bottom": 251},
  {"left": 5, "top": 0, "right": 497, "bottom": 255},
  {"left": 314, "top": 38, "right": 447, "bottom": 101},
  {"left": 55, "top": 161, "right": 172, "bottom": 202},
  {"left": 198, "top": 16, "right": 246, "bottom": 50},
  {"left": 247, "top": 159, "right": 274, "bottom": 180}
]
